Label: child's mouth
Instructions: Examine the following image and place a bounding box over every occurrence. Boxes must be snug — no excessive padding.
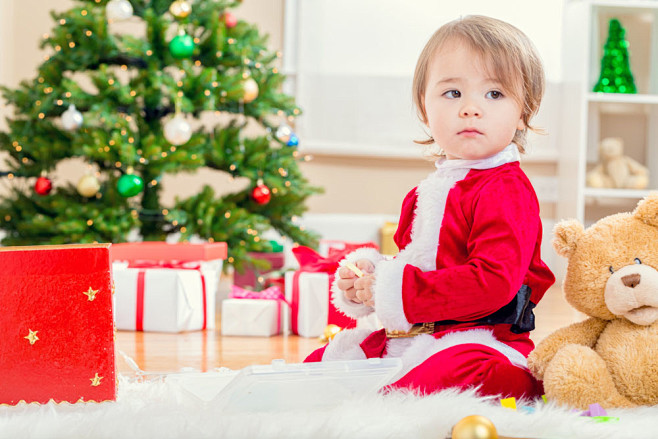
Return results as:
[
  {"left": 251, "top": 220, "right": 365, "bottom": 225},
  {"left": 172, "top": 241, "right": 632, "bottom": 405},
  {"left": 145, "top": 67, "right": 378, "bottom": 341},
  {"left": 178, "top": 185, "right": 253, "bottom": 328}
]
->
[{"left": 458, "top": 129, "right": 482, "bottom": 137}]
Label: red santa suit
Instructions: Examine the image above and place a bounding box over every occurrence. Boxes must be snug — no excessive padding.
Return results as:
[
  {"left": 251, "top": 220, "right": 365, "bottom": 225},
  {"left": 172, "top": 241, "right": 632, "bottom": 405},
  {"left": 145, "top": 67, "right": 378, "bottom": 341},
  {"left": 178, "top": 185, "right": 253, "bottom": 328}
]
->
[{"left": 304, "top": 144, "right": 555, "bottom": 399}]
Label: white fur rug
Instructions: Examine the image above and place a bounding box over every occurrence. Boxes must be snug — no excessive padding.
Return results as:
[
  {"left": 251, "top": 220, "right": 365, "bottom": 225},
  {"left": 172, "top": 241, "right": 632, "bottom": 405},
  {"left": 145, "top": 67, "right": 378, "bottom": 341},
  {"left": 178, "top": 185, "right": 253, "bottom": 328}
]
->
[{"left": 1, "top": 374, "right": 657, "bottom": 439}]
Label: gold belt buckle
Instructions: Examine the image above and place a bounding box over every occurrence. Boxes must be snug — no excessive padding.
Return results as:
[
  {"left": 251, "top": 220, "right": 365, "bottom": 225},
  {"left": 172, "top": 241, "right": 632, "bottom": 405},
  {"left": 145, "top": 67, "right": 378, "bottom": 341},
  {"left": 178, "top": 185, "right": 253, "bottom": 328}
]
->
[{"left": 386, "top": 322, "right": 435, "bottom": 338}]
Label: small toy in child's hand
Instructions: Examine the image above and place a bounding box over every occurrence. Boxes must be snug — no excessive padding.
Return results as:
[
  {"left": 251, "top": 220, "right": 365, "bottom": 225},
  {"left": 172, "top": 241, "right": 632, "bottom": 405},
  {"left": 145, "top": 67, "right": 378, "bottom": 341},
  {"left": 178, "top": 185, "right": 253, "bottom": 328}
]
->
[{"left": 340, "top": 261, "right": 364, "bottom": 278}]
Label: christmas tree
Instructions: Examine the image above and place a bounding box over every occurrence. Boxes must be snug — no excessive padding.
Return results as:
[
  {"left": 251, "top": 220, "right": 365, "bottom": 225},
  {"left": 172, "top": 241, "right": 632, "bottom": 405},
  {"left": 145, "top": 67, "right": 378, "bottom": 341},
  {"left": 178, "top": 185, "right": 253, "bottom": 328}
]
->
[
  {"left": 0, "top": 0, "right": 320, "bottom": 269},
  {"left": 593, "top": 18, "right": 637, "bottom": 94},
  {"left": 0, "top": 0, "right": 321, "bottom": 271}
]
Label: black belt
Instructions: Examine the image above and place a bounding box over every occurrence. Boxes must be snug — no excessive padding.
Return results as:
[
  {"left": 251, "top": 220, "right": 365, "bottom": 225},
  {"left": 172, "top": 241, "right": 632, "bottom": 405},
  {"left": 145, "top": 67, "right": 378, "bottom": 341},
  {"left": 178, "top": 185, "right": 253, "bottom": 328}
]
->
[{"left": 433, "top": 284, "right": 536, "bottom": 334}]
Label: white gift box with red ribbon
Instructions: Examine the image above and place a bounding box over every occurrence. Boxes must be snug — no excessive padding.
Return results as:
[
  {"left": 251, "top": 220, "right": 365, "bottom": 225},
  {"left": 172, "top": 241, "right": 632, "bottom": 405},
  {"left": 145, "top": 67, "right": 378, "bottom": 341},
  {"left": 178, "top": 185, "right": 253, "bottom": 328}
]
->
[
  {"left": 112, "top": 261, "right": 219, "bottom": 333},
  {"left": 220, "top": 286, "right": 288, "bottom": 337}
]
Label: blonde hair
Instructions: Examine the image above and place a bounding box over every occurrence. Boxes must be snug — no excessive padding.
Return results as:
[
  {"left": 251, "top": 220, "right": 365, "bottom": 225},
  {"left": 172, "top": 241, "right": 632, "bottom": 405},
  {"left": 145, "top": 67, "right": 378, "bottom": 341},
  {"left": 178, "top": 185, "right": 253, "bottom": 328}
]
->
[{"left": 412, "top": 15, "right": 545, "bottom": 155}]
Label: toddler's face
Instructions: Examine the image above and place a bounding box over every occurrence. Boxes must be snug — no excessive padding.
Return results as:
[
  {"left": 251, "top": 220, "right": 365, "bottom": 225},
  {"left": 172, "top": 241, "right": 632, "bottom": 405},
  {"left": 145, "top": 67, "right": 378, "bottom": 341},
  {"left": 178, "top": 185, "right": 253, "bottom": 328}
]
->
[{"left": 422, "top": 38, "right": 525, "bottom": 160}]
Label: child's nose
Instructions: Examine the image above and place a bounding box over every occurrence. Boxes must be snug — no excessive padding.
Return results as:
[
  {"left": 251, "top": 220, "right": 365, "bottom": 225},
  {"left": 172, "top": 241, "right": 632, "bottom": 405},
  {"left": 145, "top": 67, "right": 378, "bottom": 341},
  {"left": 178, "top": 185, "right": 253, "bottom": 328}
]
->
[{"left": 459, "top": 103, "right": 481, "bottom": 118}]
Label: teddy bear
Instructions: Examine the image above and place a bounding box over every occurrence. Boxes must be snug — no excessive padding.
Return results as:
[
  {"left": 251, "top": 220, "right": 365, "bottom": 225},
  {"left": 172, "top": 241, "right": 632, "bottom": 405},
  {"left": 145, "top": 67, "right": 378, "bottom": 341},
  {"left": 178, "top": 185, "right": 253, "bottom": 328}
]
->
[
  {"left": 527, "top": 193, "right": 658, "bottom": 409},
  {"left": 586, "top": 137, "right": 649, "bottom": 189}
]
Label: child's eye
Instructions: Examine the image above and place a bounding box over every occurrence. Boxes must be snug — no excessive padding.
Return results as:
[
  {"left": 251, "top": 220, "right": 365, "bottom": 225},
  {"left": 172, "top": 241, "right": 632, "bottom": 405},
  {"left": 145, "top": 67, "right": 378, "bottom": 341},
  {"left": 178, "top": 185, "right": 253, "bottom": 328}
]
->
[
  {"left": 443, "top": 90, "right": 461, "bottom": 99},
  {"left": 486, "top": 90, "right": 503, "bottom": 99}
]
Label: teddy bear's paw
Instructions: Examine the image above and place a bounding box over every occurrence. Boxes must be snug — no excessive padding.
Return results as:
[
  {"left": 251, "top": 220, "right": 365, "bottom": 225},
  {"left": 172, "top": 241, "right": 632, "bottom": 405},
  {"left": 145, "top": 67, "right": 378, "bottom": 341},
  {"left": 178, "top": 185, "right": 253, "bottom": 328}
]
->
[
  {"left": 543, "top": 344, "right": 635, "bottom": 409},
  {"left": 527, "top": 350, "right": 546, "bottom": 380}
]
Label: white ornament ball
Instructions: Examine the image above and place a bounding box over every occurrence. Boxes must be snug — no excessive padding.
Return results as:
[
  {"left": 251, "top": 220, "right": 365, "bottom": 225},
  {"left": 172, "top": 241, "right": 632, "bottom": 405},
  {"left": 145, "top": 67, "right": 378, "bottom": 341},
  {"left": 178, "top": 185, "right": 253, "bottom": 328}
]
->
[
  {"left": 242, "top": 78, "right": 259, "bottom": 103},
  {"left": 61, "top": 105, "right": 84, "bottom": 131},
  {"left": 164, "top": 115, "right": 193, "bottom": 146},
  {"left": 77, "top": 174, "right": 101, "bottom": 197},
  {"left": 106, "top": 0, "right": 134, "bottom": 22},
  {"left": 275, "top": 124, "right": 292, "bottom": 143}
]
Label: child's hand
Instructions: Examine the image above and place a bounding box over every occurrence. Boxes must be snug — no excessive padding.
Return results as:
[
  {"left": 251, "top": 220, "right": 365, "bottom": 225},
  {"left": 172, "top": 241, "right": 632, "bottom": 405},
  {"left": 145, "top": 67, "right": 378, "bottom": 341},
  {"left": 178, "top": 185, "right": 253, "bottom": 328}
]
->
[
  {"left": 336, "top": 259, "right": 375, "bottom": 305},
  {"left": 354, "top": 273, "right": 375, "bottom": 307}
]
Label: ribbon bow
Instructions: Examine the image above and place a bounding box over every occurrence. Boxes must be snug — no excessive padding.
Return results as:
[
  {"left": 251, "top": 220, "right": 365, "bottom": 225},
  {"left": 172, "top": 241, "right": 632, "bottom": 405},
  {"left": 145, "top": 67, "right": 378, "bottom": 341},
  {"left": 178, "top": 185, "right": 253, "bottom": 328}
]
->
[
  {"left": 292, "top": 243, "right": 378, "bottom": 274},
  {"left": 127, "top": 260, "right": 202, "bottom": 270},
  {"left": 230, "top": 285, "right": 289, "bottom": 306}
]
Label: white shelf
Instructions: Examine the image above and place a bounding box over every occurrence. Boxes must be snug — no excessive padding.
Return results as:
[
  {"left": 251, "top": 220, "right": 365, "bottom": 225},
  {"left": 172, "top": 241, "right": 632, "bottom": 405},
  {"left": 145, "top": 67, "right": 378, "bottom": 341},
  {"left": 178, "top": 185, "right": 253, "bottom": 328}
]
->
[
  {"left": 587, "top": 92, "right": 658, "bottom": 105},
  {"left": 560, "top": 1, "right": 658, "bottom": 224},
  {"left": 590, "top": 0, "right": 658, "bottom": 11},
  {"left": 583, "top": 187, "right": 655, "bottom": 199}
]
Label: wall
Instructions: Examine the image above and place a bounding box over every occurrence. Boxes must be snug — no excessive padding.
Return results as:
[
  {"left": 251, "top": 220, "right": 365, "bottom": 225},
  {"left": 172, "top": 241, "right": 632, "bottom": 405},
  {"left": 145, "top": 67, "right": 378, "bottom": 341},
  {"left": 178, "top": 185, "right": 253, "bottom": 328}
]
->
[{"left": 0, "top": 0, "right": 557, "bottom": 222}]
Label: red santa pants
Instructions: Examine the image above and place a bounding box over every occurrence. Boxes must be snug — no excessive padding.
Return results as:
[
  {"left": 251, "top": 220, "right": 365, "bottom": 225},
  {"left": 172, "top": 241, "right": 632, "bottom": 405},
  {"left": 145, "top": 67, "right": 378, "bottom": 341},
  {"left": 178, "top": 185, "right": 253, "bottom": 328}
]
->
[{"left": 304, "top": 342, "right": 543, "bottom": 400}]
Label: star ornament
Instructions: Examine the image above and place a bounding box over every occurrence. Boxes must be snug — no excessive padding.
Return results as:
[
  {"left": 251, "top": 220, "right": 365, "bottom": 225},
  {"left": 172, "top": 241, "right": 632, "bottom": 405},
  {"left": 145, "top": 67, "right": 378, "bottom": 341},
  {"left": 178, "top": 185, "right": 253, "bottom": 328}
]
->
[
  {"left": 83, "top": 286, "right": 99, "bottom": 301},
  {"left": 90, "top": 373, "right": 103, "bottom": 387},
  {"left": 24, "top": 329, "right": 39, "bottom": 345}
]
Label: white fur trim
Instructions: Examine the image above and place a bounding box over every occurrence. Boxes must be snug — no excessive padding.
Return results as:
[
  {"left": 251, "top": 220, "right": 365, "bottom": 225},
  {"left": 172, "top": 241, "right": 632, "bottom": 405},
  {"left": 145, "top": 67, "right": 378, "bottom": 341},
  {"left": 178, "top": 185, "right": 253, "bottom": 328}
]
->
[
  {"left": 373, "top": 168, "right": 468, "bottom": 331},
  {"left": 322, "top": 328, "right": 371, "bottom": 361},
  {"left": 373, "top": 256, "right": 412, "bottom": 331},
  {"left": 331, "top": 248, "right": 385, "bottom": 319},
  {"left": 385, "top": 329, "right": 528, "bottom": 383}
]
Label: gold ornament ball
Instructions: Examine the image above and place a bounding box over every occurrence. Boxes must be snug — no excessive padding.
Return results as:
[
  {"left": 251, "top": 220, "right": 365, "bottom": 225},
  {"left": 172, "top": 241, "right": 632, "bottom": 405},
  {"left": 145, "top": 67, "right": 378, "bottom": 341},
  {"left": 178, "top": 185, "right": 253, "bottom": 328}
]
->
[
  {"left": 77, "top": 174, "right": 101, "bottom": 197},
  {"left": 319, "top": 324, "right": 342, "bottom": 342},
  {"left": 170, "top": 0, "right": 192, "bottom": 18},
  {"left": 451, "top": 415, "right": 498, "bottom": 439},
  {"left": 242, "top": 77, "right": 259, "bottom": 103}
]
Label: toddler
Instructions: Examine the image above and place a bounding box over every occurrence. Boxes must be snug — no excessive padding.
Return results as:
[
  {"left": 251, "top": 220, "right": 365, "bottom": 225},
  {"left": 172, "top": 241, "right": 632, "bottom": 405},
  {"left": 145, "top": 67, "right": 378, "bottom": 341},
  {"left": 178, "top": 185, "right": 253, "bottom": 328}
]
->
[{"left": 304, "top": 15, "right": 555, "bottom": 399}]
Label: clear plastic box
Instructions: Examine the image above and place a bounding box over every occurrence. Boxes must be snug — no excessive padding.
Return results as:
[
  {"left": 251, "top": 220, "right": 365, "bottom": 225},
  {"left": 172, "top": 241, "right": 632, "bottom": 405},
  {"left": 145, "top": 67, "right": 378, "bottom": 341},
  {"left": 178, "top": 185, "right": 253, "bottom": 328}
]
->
[{"left": 213, "top": 357, "right": 403, "bottom": 413}]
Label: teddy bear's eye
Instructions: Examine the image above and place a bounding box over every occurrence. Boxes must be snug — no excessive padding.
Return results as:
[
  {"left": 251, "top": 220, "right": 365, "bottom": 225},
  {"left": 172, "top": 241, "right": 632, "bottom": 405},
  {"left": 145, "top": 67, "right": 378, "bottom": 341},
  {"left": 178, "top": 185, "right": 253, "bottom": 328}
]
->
[
  {"left": 634, "top": 258, "right": 642, "bottom": 264},
  {"left": 609, "top": 266, "right": 615, "bottom": 274}
]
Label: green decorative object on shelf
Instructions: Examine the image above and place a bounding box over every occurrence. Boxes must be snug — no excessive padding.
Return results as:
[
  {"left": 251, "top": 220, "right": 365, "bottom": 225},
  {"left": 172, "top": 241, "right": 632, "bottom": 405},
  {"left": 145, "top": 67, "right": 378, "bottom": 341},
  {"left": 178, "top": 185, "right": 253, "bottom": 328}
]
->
[{"left": 593, "top": 18, "right": 637, "bottom": 94}]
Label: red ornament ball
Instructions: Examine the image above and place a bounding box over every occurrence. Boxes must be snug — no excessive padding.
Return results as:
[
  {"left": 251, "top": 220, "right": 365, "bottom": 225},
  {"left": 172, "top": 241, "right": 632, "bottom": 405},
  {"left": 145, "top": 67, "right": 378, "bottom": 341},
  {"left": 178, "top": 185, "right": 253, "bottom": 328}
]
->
[
  {"left": 252, "top": 183, "right": 271, "bottom": 205},
  {"left": 34, "top": 176, "right": 53, "bottom": 196},
  {"left": 223, "top": 12, "right": 237, "bottom": 29}
]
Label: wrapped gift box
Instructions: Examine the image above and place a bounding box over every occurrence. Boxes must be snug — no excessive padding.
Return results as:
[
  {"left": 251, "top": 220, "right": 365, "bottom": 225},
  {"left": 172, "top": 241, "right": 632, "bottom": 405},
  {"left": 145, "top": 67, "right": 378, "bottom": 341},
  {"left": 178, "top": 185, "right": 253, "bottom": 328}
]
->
[
  {"left": 0, "top": 244, "right": 115, "bottom": 405},
  {"left": 111, "top": 242, "right": 227, "bottom": 333},
  {"left": 113, "top": 263, "right": 218, "bottom": 332},
  {"left": 220, "top": 286, "right": 286, "bottom": 337},
  {"left": 221, "top": 299, "right": 281, "bottom": 337},
  {"left": 284, "top": 271, "right": 331, "bottom": 338}
]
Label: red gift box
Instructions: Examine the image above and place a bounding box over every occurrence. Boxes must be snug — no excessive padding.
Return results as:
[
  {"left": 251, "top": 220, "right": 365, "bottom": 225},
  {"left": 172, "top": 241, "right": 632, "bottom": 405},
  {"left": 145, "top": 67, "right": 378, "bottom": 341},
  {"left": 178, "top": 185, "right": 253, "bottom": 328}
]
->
[
  {"left": 0, "top": 244, "right": 115, "bottom": 404},
  {"left": 111, "top": 241, "right": 227, "bottom": 262}
]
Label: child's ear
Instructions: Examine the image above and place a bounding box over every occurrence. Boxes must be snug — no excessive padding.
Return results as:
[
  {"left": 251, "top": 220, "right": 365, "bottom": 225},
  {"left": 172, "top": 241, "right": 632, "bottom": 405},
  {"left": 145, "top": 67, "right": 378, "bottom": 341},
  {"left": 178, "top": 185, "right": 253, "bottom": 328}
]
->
[{"left": 516, "top": 117, "right": 525, "bottom": 131}]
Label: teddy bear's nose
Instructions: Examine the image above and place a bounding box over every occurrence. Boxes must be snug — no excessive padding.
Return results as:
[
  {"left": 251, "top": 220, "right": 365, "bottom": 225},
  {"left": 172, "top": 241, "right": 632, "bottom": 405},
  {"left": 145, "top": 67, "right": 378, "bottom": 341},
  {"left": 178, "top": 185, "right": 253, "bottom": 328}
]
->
[{"left": 621, "top": 273, "right": 641, "bottom": 288}]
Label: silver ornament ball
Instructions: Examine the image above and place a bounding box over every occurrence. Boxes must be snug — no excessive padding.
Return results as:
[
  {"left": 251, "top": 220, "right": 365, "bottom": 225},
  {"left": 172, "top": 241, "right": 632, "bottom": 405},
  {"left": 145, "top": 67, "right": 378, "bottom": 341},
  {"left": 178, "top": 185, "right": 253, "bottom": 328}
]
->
[
  {"left": 106, "top": 0, "right": 134, "bottom": 22},
  {"left": 276, "top": 124, "right": 292, "bottom": 143},
  {"left": 61, "top": 105, "right": 84, "bottom": 131},
  {"left": 164, "top": 115, "right": 193, "bottom": 146}
]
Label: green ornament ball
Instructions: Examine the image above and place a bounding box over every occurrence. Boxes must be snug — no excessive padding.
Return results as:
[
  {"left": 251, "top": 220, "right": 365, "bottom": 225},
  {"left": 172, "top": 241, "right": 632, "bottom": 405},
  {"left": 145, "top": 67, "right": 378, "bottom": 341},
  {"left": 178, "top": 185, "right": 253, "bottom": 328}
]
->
[
  {"left": 117, "top": 174, "right": 144, "bottom": 198},
  {"left": 169, "top": 33, "right": 195, "bottom": 59}
]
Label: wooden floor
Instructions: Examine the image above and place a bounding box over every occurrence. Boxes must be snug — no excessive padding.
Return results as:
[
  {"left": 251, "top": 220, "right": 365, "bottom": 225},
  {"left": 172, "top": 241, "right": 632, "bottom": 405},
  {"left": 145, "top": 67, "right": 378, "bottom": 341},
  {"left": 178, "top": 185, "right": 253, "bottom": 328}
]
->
[{"left": 116, "top": 285, "right": 582, "bottom": 375}]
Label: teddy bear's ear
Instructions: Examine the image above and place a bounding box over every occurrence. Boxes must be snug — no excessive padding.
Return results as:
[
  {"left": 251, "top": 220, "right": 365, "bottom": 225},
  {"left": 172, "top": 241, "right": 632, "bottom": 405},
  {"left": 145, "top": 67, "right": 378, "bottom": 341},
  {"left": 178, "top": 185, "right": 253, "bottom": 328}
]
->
[
  {"left": 552, "top": 219, "right": 584, "bottom": 258},
  {"left": 634, "top": 192, "right": 658, "bottom": 227}
]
